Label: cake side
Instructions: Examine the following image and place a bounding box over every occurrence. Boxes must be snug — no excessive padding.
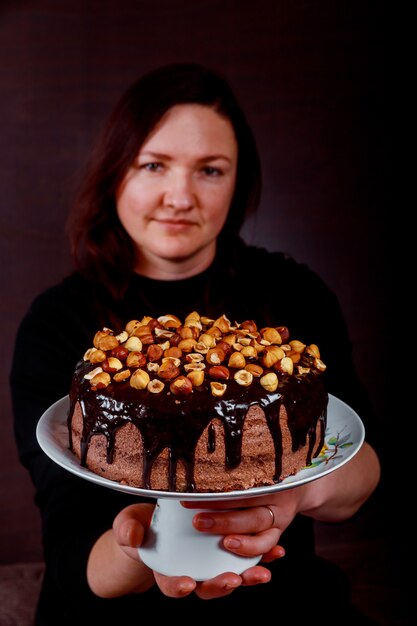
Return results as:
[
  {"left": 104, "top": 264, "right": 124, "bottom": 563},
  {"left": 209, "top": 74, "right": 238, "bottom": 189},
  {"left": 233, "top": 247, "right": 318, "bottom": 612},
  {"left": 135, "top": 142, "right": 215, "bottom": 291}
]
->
[{"left": 68, "top": 312, "right": 328, "bottom": 493}]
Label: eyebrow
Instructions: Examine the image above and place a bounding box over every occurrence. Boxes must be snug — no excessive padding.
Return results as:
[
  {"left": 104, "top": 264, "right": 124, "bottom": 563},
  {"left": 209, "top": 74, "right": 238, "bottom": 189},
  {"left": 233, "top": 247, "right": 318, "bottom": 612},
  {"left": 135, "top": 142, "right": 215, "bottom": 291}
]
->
[{"left": 138, "top": 151, "right": 233, "bottom": 163}]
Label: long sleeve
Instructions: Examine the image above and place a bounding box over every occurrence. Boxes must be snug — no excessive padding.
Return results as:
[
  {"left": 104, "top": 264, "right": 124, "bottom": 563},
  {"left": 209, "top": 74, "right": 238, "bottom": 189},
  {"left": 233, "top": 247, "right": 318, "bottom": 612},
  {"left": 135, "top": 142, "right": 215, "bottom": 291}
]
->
[{"left": 9, "top": 249, "right": 378, "bottom": 624}]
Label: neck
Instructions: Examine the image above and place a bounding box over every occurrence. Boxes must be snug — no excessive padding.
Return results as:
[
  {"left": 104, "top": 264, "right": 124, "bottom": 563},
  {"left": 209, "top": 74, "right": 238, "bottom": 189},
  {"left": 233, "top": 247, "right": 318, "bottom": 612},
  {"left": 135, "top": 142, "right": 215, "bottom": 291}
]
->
[{"left": 134, "top": 247, "right": 216, "bottom": 281}]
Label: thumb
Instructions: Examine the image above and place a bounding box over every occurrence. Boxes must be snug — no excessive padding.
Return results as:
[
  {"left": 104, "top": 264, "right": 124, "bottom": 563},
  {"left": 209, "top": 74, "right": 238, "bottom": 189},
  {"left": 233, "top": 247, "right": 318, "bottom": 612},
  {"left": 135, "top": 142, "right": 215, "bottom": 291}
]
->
[{"left": 113, "top": 503, "right": 155, "bottom": 548}]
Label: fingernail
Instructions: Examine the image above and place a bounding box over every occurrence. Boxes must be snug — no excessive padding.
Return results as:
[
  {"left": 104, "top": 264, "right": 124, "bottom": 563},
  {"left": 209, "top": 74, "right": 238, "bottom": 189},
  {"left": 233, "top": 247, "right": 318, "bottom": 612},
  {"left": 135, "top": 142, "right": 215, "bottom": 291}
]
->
[
  {"left": 178, "top": 583, "right": 195, "bottom": 595},
  {"left": 195, "top": 515, "right": 214, "bottom": 529},
  {"left": 224, "top": 537, "right": 241, "bottom": 549}
]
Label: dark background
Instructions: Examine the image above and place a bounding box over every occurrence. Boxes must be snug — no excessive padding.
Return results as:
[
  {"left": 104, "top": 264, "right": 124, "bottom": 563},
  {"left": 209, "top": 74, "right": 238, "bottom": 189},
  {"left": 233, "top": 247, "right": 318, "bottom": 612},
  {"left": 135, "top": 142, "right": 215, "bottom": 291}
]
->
[{"left": 1, "top": 0, "right": 398, "bottom": 623}]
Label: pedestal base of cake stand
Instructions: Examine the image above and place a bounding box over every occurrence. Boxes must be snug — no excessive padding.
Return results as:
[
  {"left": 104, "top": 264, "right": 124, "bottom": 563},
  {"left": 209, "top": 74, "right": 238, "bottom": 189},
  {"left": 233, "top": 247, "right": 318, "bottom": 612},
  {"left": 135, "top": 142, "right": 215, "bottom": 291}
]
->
[{"left": 138, "top": 498, "right": 262, "bottom": 581}]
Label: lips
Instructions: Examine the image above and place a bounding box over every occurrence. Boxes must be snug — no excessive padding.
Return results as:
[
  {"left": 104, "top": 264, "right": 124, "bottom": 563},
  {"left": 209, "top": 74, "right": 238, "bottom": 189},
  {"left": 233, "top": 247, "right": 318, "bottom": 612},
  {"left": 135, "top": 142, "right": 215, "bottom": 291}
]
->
[{"left": 152, "top": 217, "right": 197, "bottom": 230}]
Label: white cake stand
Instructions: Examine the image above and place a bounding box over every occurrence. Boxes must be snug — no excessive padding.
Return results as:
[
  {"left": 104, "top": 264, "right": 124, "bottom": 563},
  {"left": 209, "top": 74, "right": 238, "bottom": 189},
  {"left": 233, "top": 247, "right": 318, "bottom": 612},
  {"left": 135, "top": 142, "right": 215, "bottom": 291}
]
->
[{"left": 36, "top": 394, "right": 364, "bottom": 580}]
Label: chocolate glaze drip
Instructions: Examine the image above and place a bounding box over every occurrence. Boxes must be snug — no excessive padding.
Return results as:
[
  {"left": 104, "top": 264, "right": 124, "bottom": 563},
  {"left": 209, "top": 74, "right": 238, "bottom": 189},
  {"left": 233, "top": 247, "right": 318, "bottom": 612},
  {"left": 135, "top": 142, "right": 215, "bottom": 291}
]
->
[{"left": 68, "top": 360, "right": 327, "bottom": 492}]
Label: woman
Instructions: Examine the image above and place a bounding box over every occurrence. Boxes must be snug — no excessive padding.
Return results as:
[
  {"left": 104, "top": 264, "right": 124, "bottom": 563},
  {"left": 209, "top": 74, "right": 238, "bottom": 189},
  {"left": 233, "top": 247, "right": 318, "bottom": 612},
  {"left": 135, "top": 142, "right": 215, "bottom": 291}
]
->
[{"left": 10, "top": 63, "right": 380, "bottom": 624}]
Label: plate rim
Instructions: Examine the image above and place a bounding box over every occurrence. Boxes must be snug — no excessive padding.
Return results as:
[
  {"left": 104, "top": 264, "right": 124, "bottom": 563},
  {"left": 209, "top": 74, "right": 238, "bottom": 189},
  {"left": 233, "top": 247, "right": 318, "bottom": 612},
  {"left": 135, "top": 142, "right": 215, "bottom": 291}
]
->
[{"left": 36, "top": 393, "right": 365, "bottom": 502}]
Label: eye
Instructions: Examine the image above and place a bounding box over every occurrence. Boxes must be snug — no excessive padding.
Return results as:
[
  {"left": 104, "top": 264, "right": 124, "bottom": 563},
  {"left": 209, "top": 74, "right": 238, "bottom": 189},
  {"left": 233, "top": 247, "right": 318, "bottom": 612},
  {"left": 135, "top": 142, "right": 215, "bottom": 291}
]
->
[
  {"left": 201, "top": 166, "right": 223, "bottom": 177},
  {"left": 141, "top": 162, "right": 164, "bottom": 172}
]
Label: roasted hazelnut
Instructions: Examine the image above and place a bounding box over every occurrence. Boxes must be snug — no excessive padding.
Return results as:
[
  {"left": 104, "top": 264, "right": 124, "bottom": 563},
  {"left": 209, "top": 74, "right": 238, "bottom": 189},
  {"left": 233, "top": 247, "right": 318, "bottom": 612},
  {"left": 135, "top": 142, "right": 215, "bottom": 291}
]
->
[
  {"left": 261, "top": 327, "right": 282, "bottom": 345},
  {"left": 228, "top": 351, "right": 246, "bottom": 368},
  {"left": 245, "top": 363, "right": 263, "bottom": 377},
  {"left": 147, "top": 344, "right": 164, "bottom": 362},
  {"left": 184, "top": 361, "right": 205, "bottom": 371},
  {"left": 213, "top": 314, "right": 231, "bottom": 333},
  {"left": 167, "top": 332, "right": 182, "bottom": 347},
  {"left": 277, "top": 356, "right": 294, "bottom": 375},
  {"left": 126, "top": 351, "right": 147, "bottom": 368},
  {"left": 234, "top": 369, "right": 253, "bottom": 386},
  {"left": 147, "top": 379, "right": 165, "bottom": 394},
  {"left": 184, "top": 311, "right": 200, "bottom": 323},
  {"left": 170, "top": 375, "right": 193, "bottom": 395},
  {"left": 124, "top": 336, "right": 143, "bottom": 352},
  {"left": 130, "top": 368, "right": 150, "bottom": 389},
  {"left": 306, "top": 344, "right": 321, "bottom": 359},
  {"left": 260, "top": 372, "right": 279, "bottom": 392},
  {"left": 158, "top": 360, "right": 180, "bottom": 380},
  {"left": 194, "top": 342, "right": 209, "bottom": 354},
  {"left": 162, "top": 356, "right": 181, "bottom": 367},
  {"left": 110, "top": 345, "right": 129, "bottom": 361},
  {"left": 261, "top": 345, "right": 285, "bottom": 368},
  {"left": 186, "top": 352, "right": 204, "bottom": 363},
  {"left": 102, "top": 357, "right": 123, "bottom": 373},
  {"left": 289, "top": 340, "right": 306, "bottom": 353},
  {"left": 199, "top": 332, "right": 216, "bottom": 348},
  {"left": 206, "top": 347, "right": 226, "bottom": 365},
  {"left": 314, "top": 357, "right": 327, "bottom": 371},
  {"left": 132, "top": 324, "right": 151, "bottom": 338},
  {"left": 83, "top": 347, "right": 97, "bottom": 361},
  {"left": 288, "top": 351, "right": 301, "bottom": 364},
  {"left": 90, "top": 371, "right": 111, "bottom": 389},
  {"left": 210, "top": 381, "right": 227, "bottom": 397},
  {"left": 116, "top": 330, "right": 129, "bottom": 344},
  {"left": 240, "top": 319, "right": 257, "bottom": 333},
  {"left": 276, "top": 326, "right": 290, "bottom": 343},
  {"left": 93, "top": 329, "right": 119, "bottom": 351},
  {"left": 216, "top": 340, "right": 232, "bottom": 357},
  {"left": 113, "top": 369, "right": 131, "bottom": 383},
  {"left": 178, "top": 326, "right": 195, "bottom": 340},
  {"left": 222, "top": 333, "right": 237, "bottom": 346},
  {"left": 240, "top": 345, "right": 257, "bottom": 359},
  {"left": 84, "top": 366, "right": 103, "bottom": 380},
  {"left": 205, "top": 326, "right": 222, "bottom": 338},
  {"left": 209, "top": 365, "right": 230, "bottom": 380},
  {"left": 154, "top": 327, "right": 175, "bottom": 340},
  {"left": 158, "top": 314, "right": 182, "bottom": 329},
  {"left": 184, "top": 317, "right": 202, "bottom": 332},
  {"left": 187, "top": 370, "right": 205, "bottom": 387},
  {"left": 86, "top": 348, "right": 107, "bottom": 364},
  {"left": 178, "top": 338, "right": 197, "bottom": 353},
  {"left": 136, "top": 331, "right": 154, "bottom": 345},
  {"left": 147, "top": 318, "right": 162, "bottom": 331},
  {"left": 125, "top": 320, "right": 141, "bottom": 335}
]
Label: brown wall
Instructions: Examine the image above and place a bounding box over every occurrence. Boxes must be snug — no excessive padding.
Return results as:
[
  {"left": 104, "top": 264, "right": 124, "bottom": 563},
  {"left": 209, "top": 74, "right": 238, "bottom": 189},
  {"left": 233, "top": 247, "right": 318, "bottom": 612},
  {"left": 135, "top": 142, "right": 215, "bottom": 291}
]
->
[{"left": 0, "top": 0, "right": 386, "bottom": 563}]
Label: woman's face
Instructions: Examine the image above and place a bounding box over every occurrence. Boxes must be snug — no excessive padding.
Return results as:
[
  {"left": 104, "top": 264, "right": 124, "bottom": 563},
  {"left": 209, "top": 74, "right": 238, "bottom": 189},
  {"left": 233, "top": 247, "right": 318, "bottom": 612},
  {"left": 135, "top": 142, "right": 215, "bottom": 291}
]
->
[{"left": 116, "top": 104, "right": 238, "bottom": 279}]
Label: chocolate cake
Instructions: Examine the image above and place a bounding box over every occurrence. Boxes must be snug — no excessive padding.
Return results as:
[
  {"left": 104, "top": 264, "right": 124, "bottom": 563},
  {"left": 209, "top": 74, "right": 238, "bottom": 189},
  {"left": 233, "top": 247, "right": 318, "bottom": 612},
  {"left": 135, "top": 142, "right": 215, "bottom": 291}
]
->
[{"left": 68, "top": 312, "right": 328, "bottom": 493}]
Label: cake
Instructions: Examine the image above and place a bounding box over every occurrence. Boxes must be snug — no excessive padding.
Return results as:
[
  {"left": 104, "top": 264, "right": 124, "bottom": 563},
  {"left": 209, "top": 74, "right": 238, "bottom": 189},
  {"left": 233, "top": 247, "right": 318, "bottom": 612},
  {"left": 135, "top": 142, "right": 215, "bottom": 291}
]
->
[{"left": 68, "top": 312, "right": 328, "bottom": 493}]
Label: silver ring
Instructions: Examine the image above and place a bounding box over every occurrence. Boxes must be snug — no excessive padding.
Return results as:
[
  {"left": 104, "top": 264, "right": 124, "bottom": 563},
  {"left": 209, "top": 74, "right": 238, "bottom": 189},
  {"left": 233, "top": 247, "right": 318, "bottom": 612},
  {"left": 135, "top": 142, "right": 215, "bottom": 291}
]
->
[{"left": 264, "top": 505, "right": 275, "bottom": 528}]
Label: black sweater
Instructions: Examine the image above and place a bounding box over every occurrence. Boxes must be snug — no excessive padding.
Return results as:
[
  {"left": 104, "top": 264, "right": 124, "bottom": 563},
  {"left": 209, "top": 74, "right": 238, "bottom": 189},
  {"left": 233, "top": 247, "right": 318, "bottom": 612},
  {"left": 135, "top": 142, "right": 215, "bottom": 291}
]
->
[{"left": 10, "top": 242, "right": 376, "bottom": 624}]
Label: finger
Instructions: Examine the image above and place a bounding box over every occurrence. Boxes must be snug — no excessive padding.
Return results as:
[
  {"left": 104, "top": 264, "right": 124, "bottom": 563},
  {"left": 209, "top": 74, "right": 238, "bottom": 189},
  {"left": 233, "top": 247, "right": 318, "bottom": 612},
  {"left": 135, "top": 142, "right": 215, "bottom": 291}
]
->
[
  {"left": 193, "top": 505, "right": 278, "bottom": 535},
  {"left": 240, "top": 565, "right": 272, "bottom": 586},
  {"left": 154, "top": 572, "right": 197, "bottom": 598},
  {"left": 193, "top": 572, "right": 242, "bottom": 600},
  {"left": 113, "top": 503, "right": 154, "bottom": 548},
  {"left": 261, "top": 544, "right": 286, "bottom": 563},
  {"left": 223, "top": 527, "right": 280, "bottom": 557}
]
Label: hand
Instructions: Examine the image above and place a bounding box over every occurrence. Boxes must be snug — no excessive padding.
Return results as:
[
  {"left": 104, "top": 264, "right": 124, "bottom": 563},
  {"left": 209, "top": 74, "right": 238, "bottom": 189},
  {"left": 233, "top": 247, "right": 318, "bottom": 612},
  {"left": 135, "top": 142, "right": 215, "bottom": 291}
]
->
[
  {"left": 182, "top": 489, "right": 301, "bottom": 564},
  {"left": 112, "top": 501, "right": 284, "bottom": 599}
]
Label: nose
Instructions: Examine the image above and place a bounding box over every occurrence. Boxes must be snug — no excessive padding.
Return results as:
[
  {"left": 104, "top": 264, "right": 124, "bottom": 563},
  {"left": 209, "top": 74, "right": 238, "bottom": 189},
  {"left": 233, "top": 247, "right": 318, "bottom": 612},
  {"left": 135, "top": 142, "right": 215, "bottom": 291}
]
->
[{"left": 163, "top": 171, "right": 195, "bottom": 210}]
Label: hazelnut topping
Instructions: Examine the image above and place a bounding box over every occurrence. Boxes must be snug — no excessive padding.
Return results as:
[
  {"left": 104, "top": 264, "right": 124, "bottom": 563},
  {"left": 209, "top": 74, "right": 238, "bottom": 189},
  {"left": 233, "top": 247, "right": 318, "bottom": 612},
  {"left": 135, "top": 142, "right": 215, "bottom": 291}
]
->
[{"left": 83, "top": 312, "right": 326, "bottom": 393}]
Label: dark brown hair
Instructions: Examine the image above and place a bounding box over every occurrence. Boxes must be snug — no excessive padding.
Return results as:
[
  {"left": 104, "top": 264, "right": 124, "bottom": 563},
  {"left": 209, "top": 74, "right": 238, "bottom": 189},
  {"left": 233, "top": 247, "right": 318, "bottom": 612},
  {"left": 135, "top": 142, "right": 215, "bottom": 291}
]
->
[{"left": 67, "top": 62, "right": 262, "bottom": 298}]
